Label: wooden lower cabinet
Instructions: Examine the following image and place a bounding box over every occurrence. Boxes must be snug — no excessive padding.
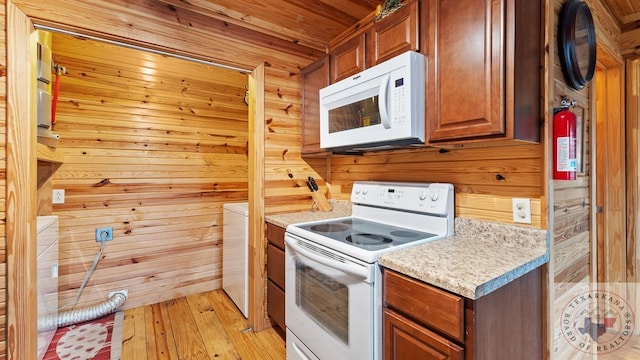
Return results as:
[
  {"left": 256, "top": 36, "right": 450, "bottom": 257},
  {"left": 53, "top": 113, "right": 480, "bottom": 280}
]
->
[
  {"left": 266, "top": 223, "right": 286, "bottom": 330},
  {"left": 384, "top": 308, "right": 464, "bottom": 360},
  {"left": 383, "top": 267, "right": 542, "bottom": 360}
]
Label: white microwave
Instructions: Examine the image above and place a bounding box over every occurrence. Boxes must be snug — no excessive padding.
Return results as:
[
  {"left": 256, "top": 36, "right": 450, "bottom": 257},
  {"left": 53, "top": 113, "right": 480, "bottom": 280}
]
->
[{"left": 319, "top": 51, "right": 425, "bottom": 153}]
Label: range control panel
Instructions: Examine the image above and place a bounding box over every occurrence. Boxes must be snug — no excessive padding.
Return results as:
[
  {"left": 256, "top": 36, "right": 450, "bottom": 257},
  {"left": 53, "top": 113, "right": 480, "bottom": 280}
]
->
[{"left": 351, "top": 181, "right": 453, "bottom": 216}]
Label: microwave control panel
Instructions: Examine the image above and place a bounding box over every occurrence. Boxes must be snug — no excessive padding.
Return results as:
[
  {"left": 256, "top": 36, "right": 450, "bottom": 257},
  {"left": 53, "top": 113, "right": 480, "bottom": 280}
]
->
[{"left": 392, "top": 77, "right": 407, "bottom": 126}]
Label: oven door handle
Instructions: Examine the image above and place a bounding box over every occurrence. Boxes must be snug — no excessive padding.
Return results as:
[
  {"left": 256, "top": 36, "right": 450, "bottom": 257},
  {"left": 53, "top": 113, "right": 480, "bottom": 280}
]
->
[
  {"left": 285, "top": 237, "right": 370, "bottom": 280},
  {"left": 291, "top": 340, "right": 315, "bottom": 360}
]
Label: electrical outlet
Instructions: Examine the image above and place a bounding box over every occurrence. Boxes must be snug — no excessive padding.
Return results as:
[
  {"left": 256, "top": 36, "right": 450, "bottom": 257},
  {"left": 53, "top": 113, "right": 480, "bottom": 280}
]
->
[
  {"left": 95, "top": 227, "right": 113, "bottom": 242},
  {"left": 52, "top": 189, "right": 65, "bottom": 204},
  {"left": 512, "top": 198, "right": 532, "bottom": 224}
]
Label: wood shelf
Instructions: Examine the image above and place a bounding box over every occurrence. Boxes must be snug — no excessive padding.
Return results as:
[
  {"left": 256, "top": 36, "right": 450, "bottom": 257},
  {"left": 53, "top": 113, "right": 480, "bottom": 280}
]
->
[
  {"left": 36, "top": 143, "right": 63, "bottom": 190},
  {"left": 36, "top": 143, "right": 63, "bottom": 164}
]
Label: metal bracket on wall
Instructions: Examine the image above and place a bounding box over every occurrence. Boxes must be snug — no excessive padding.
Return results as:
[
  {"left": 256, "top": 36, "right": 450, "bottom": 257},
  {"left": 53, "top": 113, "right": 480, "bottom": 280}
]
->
[{"left": 554, "top": 96, "right": 577, "bottom": 114}]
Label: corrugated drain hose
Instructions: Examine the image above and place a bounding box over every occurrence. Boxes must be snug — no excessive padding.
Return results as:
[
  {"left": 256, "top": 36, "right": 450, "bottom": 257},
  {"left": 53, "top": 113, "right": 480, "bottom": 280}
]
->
[
  {"left": 56, "top": 291, "right": 127, "bottom": 328},
  {"left": 38, "top": 237, "right": 128, "bottom": 331}
]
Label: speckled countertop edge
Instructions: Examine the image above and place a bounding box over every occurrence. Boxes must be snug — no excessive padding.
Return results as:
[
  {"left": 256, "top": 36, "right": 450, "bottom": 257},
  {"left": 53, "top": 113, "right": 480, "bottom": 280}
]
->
[
  {"left": 265, "top": 200, "right": 351, "bottom": 228},
  {"left": 378, "top": 218, "right": 549, "bottom": 299}
]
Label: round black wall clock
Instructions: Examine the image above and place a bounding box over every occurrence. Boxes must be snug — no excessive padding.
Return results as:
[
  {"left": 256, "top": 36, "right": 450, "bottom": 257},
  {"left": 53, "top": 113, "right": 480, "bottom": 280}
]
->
[{"left": 559, "top": 0, "right": 597, "bottom": 90}]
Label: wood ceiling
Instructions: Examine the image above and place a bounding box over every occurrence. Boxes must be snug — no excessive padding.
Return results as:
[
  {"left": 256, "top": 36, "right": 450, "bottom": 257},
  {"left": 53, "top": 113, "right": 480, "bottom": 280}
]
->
[
  {"left": 156, "top": 0, "right": 638, "bottom": 57},
  {"left": 600, "top": 0, "right": 640, "bottom": 56},
  {"left": 602, "top": 0, "right": 640, "bottom": 25},
  {"left": 157, "top": 0, "right": 380, "bottom": 53}
]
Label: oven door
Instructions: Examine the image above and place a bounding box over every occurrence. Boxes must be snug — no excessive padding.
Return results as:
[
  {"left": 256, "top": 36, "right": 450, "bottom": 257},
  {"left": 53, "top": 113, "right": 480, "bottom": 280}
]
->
[{"left": 285, "top": 232, "right": 375, "bottom": 360}]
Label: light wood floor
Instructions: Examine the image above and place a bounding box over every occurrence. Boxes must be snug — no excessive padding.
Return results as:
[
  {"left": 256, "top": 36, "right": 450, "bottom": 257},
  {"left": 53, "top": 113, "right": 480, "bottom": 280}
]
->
[
  {"left": 598, "top": 333, "right": 640, "bottom": 359},
  {"left": 121, "top": 290, "right": 286, "bottom": 359}
]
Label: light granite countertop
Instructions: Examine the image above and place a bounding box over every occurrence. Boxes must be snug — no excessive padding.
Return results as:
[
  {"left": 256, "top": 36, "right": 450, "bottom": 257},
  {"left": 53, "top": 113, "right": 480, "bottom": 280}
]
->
[
  {"left": 265, "top": 205, "right": 548, "bottom": 300},
  {"left": 265, "top": 200, "right": 351, "bottom": 229},
  {"left": 378, "top": 217, "right": 549, "bottom": 299}
]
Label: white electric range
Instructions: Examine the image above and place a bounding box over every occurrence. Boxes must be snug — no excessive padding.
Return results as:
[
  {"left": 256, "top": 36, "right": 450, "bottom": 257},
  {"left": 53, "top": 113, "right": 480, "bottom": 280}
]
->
[{"left": 284, "top": 181, "right": 454, "bottom": 360}]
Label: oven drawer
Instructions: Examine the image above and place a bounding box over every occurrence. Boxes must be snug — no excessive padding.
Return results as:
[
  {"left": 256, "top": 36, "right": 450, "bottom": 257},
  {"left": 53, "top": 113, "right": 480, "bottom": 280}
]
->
[
  {"left": 267, "top": 279, "right": 285, "bottom": 330},
  {"left": 267, "top": 243, "right": 285, "bottom": 289},
  {"left": 383, "top": 269, "right": 464, "bottom": 342},
  {"left": 267, "top": 223, "right": 286, "bottom": 249}
]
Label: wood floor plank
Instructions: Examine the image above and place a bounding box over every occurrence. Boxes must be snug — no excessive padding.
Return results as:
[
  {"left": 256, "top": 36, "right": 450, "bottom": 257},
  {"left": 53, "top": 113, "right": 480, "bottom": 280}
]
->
[
  {"left": 147, "top": 302, "right": 180, "bottom": 360},
  {"left": 144, "top": 306, "right": 159, "bottom": 360},
  {"left": 601, "top": 333, "right": 640, "bottom": 359},
  {"left": 254, "top": 328, "right": 287, "bottom": 360},
  {"left": 186, "top": 292, "right": 242, "bottom": 359},
  {"left": 121, "top": 290, "right": 285, "bottom": 359},
  {"left": 122, "top": 306, "right": 148, "bottom": 359},
  {"left": 204, "top": 290, "right": 285, "bottom": 360},
  {"left": 166, "top": 297, "right": 210, "bottom": 359},
  {"left": 204, "top": 291, "right": 265, "bottom": 358}
]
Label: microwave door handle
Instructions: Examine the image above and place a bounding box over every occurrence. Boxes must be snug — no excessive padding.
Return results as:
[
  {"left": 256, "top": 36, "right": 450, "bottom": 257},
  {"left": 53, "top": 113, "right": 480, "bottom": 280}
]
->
[
  {"left": 378, "top": 74, "right": 391, "bottom": 129},
  {"left": 285, "top": 237, "right": 369, "bottom": 280}
]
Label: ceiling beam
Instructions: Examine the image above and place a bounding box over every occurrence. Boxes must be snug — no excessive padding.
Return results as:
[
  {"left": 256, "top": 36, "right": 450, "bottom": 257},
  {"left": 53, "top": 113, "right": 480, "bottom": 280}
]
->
[{"left": 623, "top": 11, "right": 640, "bottom": 24}]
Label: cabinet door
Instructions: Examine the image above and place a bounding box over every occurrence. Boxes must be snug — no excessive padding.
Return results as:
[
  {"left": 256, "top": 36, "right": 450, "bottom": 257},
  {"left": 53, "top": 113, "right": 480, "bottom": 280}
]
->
[
  {"left": 367, "top": 0, "right": 419, "bottom": 66},
  {"left": 267, "top": 279, "right": 285, "bottom": 330},
  {"left": 329, "top": 32, "right": 366, "bottom": 83},
  {"left": 301, "top": 56, "right": 330, "bottom": 157},
  {"left": 426, "top": 0, "right": 506, "bottom": 143},
  {"left": 384, "top": 308, "right": 464, "bottom": 360},
  {"left": 266, "top": 223, "right": 286, "bottom": 330}
]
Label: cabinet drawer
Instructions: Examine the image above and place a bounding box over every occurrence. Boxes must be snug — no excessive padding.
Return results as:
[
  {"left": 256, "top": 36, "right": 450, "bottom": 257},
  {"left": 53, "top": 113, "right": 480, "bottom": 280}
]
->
[
  {"left": 267, "top": 243, "right": 285, "bottom": 289},
  {"left": 267, "top": 279, "right": 285, "bottom": 330},
  {"left": 384, "top": 270, "right": 464, "bottom": 342},
  {"left": 267, "top": 223, "right": 286, "bottom": 249}
]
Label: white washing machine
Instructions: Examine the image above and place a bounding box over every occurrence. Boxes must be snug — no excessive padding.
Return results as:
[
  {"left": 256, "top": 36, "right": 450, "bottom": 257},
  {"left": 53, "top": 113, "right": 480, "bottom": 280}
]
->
[{"left": 222, "top": 202, "right": 248, "bottom": 318}]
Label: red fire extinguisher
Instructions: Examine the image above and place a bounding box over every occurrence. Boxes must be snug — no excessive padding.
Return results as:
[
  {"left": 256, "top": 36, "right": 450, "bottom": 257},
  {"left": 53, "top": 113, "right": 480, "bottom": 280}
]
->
[{"left": 553, "top": 99, "right": 577, "bottom": 180}]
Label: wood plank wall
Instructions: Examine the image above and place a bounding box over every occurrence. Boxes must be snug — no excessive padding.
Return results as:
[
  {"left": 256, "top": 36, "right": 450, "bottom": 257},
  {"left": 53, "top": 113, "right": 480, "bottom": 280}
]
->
[
  {"left": 628, "top": 58, "right": 640, "bottom": 338},
  {"left": 7, "top": 0, "right": 325, "bottom": 351},
  {"left": 550, "top": 0, "right": 621, "bottom": 358},
  {"left": 328, "top": 144, "right": 544, "bottom": 227},
  {"left": 1, "top": 0, "right": 632, "bottom": 357},
  {"left": 262, "top": 63, "right": 329, "bottom": 214},
  {"left": 0, "top": 0, "right": 8, "bottom": 355},
  {"left": 550, "top": 0, "right": 592, "bottom": 355},
  {"left": 48, "top": 32, "right": 250, "bottom": 310}
]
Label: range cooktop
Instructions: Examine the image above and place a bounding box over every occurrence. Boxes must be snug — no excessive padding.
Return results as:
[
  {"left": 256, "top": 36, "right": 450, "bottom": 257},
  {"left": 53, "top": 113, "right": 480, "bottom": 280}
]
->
[
  {"left": 286, "top": 181, "right": 455, "bottom": 263},
  {"left": 297, "top": 217, "right": 438, "bottom": 251}
]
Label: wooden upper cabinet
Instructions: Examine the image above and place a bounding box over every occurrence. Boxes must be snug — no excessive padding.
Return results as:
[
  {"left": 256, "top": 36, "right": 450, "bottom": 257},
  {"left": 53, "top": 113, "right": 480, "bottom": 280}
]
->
[
  {"left": 328, "top": 0, "right": 421, "bottom": 83},
  {"left": 367, "top": 0, "right": 420, "bottom": 66},
  {"left": 426, "top": 0, "right": 541, "bottom": 144},
  {"left": 301, "top": 55, "right": 330, "bottom": 157},
  {"left": 329, "top": 32, "right": 366, "bottom": 83}
]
